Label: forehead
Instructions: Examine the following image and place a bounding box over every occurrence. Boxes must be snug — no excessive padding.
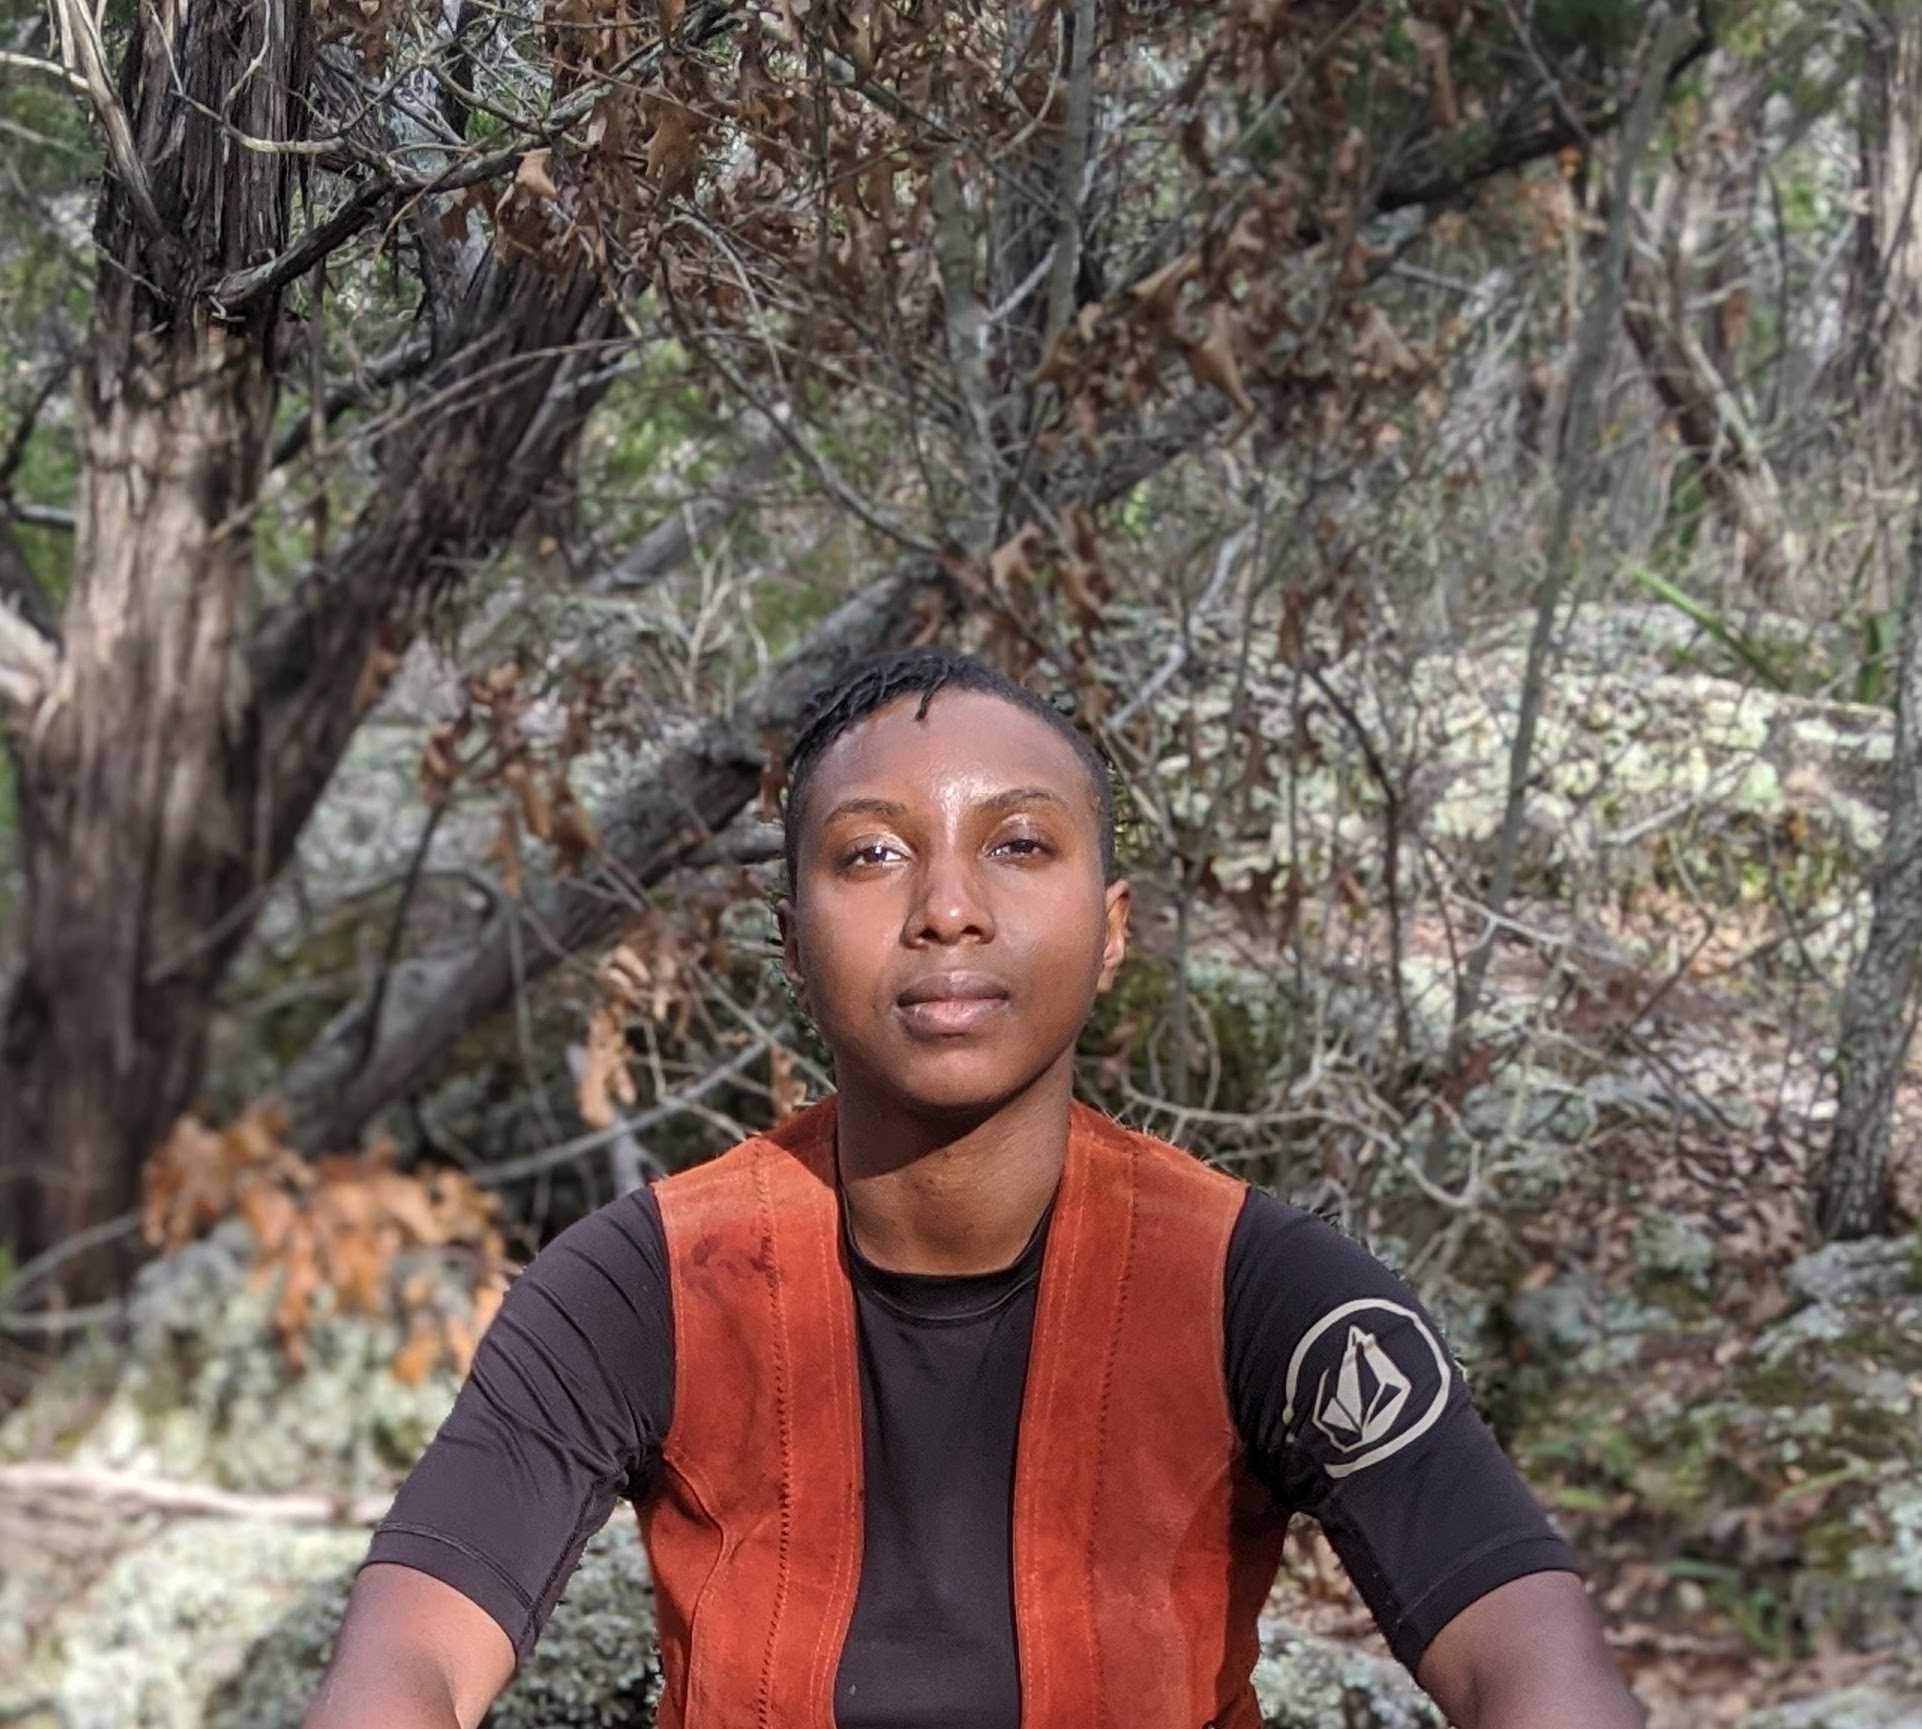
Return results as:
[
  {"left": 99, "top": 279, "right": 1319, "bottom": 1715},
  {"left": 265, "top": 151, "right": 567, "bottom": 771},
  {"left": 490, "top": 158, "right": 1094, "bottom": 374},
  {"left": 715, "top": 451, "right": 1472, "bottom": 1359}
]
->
[{"left": 805, "top": 688, "right": 1094, "bottom": 815}]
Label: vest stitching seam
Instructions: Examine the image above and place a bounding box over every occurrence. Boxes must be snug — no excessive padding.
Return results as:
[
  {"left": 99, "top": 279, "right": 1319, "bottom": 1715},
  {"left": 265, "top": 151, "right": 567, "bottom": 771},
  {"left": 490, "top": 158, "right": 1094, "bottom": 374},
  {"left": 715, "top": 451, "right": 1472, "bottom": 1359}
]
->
[
  {"left": 1021, "top": 1118, "right": 1086, "bottom": 1721},
  {"left": 752, "top": 1154, "right": 794, "bottom": 1729},
  {"left": 804, "top": 1135, "right": 856, "bottom": 1725},
  {"left": 657, "top": 1158, "right": 745, "bottom": 1728},
  {"left": 1083, "top": 1135, "right": 1137, "bottom": 1729}
]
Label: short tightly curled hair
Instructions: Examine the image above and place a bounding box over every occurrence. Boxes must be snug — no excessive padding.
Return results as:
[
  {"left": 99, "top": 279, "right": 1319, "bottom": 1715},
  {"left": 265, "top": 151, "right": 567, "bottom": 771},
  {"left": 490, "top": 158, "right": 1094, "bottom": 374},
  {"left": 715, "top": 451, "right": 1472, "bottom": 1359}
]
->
[{"left": 781, "top": 646, "right": 1118, "bottom": 893}]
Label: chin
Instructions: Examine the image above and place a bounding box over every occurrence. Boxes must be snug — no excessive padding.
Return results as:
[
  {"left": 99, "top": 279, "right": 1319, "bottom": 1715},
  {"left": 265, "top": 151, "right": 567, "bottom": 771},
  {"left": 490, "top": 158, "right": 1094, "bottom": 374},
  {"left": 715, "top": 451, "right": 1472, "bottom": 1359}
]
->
[{"left": 855, "top": 1044, "right": 1062, "bottom": 1122}]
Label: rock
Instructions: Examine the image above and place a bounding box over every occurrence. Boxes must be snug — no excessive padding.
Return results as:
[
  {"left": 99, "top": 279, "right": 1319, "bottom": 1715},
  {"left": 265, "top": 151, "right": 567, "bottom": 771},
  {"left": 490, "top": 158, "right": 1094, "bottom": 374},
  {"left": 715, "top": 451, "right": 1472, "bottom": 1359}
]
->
[
  {"left": 206, "top": 1516, "right": 658, "bottom": 1729},
  {"left": 3, "top": 1511, "right": 657, "bottom": 1729},
  {"left": 2, "top": 1519, "right": 369, "bottom": 1729},
  {"left": 5, "top": 1490, "right": 1439, "bottom": 1729},
  {"left": 1740, "top": 1664, "right": 1922, "bottom": 1729},
  {"left": 1785, "top": 1238, "right": 1918, "bottom": 1310},
  {"left": 1630, "top": 1213, "right": 1718, "bottom": 1294},
  {"left": 1505, "top": 1272, "right": 1683, "bottom": 1376},
  {"left": 1513, "top": 1244, "right": 1922, "bottom": 1662},
  {"left": 0, "top": 1219, "right": 465, "bottom": 1497},
  {"left": 1253, "top": 1623, "right": 1441, "bottom": 1728}
]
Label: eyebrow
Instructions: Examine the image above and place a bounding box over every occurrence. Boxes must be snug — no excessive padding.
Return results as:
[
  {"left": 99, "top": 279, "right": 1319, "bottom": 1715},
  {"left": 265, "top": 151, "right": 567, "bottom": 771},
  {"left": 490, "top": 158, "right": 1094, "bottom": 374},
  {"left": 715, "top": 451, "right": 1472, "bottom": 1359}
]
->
[{"left": 818, "top": 786, "right": 1076, "bottom": 828}]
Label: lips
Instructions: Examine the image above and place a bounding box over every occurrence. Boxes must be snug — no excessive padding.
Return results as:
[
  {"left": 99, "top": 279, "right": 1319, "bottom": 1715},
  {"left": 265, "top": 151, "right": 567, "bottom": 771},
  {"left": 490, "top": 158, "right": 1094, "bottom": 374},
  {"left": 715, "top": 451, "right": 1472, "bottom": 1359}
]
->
[
  {"left": 897, "top": 971, "right": 1010, "bottom": 1006},
  {"left": 896, "top": 971, "right": 1010, "bottom": 1037}
]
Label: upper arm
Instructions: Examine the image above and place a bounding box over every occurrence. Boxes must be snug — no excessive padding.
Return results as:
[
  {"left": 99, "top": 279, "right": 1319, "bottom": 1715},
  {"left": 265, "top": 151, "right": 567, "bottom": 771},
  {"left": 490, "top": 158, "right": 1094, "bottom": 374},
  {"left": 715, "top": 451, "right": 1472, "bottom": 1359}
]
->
[
  {"left": 1416, "top": 1570, "right": 1642, "bottom": 1729},
  {"left": 360, "top": 1186, "right": 675, "bottom": 1663},
  {"left": 1225, "top": 1191, "right": 1580, "bottom": 1674},
  {"left": 304, "top": 1563, "right": 516, "bottom": 1729}
]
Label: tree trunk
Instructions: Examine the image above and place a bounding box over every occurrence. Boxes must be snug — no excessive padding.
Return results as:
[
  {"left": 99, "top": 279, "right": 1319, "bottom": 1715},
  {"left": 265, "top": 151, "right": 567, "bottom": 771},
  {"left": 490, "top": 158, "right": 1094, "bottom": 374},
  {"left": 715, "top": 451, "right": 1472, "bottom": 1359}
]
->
[
  {"left": 1820, "top": 489, "right": 1922, "bottom": 1240},
  {"left": 0, "top": 0, "right": 308, "bottom": 1286},
  {"left": 1620, "top": 46, "right": 1798, "bottom": 595},
  {"left": 1818, "top": 2, "right": 1922, "bottom": 1240},
  {"left": 0, "top": 0, "right": 612, "bottom": 1296}
]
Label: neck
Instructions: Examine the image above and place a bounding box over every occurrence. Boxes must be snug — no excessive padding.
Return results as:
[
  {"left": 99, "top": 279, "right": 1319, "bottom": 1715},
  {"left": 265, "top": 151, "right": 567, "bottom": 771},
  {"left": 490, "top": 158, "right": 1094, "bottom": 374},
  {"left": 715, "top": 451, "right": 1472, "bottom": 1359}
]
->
[{"left": 831, "top": 1063, "right": 1074, "bottom": 1275}]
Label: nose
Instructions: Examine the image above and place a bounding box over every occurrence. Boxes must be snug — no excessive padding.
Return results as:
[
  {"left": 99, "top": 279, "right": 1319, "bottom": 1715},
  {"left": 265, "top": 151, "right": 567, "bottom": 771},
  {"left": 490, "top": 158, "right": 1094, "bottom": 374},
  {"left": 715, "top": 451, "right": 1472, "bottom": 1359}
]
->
[{"left": 906, "top": 848, "right": 994, "bottom": 946}]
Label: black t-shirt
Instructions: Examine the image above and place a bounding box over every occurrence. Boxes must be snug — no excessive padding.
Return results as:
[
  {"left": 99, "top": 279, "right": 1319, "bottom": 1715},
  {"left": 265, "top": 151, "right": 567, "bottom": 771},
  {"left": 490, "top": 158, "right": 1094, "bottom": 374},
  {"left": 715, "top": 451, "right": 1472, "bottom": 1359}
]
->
[{"left": 365, "top": 1179, "right": 1574, "bottom": 1723}]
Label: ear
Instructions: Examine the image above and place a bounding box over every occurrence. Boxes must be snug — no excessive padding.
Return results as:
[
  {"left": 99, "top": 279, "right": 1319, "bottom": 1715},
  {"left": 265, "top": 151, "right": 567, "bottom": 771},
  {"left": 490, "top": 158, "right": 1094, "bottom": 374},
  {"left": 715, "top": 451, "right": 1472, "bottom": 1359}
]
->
[
  {"left": 775, "top": 896, "right": 809, "bottom": 1011},
  {"left": 1094, "top": 879, "right": 1131, "bottom": 994}
]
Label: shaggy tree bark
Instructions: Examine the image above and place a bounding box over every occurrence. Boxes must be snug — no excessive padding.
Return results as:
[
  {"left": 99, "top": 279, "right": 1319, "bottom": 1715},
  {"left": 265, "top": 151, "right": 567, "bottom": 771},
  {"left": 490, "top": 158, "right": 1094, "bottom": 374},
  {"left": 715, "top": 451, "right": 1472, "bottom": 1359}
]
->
[{"left": 0, "top": 0, "right": 613, "bottom": 1291}]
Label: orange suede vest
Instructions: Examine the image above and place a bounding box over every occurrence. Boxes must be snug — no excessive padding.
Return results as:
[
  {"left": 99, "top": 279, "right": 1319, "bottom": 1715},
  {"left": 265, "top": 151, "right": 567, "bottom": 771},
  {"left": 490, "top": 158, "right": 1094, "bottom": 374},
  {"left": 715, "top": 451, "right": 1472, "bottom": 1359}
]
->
[{"left": 637, "top": 1094, "right": 1289, "bottom": 1729}]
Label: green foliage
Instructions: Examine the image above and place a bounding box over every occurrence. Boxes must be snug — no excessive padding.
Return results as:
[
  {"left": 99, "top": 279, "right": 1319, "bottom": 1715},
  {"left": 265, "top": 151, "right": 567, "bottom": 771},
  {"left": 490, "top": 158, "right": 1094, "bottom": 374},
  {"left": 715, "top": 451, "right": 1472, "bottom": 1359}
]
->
[{"left": 1626, "top": 563, "right": 1793, "bottom": 690}]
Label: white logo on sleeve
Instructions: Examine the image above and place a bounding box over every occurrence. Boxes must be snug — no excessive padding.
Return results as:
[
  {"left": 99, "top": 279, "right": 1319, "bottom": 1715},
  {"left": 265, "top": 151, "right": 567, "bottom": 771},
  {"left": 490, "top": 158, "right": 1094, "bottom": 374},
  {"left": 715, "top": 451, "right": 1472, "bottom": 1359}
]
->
[{"left": 1283, "top": 1299, "right": 1450, "bottom": 1478}]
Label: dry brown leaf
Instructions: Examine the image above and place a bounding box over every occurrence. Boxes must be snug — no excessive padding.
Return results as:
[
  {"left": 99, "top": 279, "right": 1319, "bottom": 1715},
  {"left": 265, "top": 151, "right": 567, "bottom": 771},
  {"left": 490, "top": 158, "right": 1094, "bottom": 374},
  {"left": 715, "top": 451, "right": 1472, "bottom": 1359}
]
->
[
  {"left": 578, "top": 1002, "right": 638, "bottom": 1129},
  {"left": 646, "top": 101, "right": 698, "bottom": 198},
  {"left": 549, "top": 785, "right": 600, "bottom": 873},
  {"left": 1185, "top": 301, "right": 1257, "bottom": 423},
  {"left": 1404, "top": 18, "right": 1458, "bottom": 127},
  {"left": 487, "top": 804, "right": 524, "bottom": 899},
  {"left": 391, "top": 1321, "right": 443, "bottom": 1387},
  {"left": 515, "top": 148, "right": 561, "bottom": 203},
  {"left": 238, "top": 1183, "right": 298, "bottom": 1257},
  {"left": 442, "top": 1311, "right": 479, "bottom": 1379},
  {"left": 1128, "top": 252, "right": 1199, "bottom": 325},
  {"left": 988, "top": 522, "right": 1044, "bottom": 596},
  {"left": 354, "top": 641, "right": 402, "bottom": 714}
]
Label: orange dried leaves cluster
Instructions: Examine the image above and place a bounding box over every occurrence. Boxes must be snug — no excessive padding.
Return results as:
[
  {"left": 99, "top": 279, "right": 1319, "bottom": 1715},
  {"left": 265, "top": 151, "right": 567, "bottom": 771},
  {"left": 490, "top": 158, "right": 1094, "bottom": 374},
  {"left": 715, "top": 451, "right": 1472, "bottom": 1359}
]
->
[
  {"left": 422, "top": 658, "right": 604, "bottom": 895},
  {"left": 145, "top": 1100, "right": 509, "bottom": 1381},
  {"left": 575, "top": 912, "right": 695, "bottom": 1128}
]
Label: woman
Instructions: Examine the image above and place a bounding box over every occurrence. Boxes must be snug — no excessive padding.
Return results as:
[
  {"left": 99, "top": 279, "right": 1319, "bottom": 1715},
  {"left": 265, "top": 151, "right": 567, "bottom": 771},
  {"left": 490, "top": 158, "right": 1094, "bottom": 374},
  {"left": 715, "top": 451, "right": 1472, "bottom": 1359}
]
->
[{"left": 303, "top": 647, "right": 1641, "bottom": 1729}]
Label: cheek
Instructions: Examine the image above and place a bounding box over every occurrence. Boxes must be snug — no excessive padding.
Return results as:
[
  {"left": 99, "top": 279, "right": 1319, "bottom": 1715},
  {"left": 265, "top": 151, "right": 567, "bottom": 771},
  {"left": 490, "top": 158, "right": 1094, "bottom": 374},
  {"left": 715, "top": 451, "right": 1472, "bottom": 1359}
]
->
[
  {"left": 1030, "top": 888, "right": 1111, "bottom": 984},
  {"left": 796, "top": 904, "right": 889, "bottom": 1009}
]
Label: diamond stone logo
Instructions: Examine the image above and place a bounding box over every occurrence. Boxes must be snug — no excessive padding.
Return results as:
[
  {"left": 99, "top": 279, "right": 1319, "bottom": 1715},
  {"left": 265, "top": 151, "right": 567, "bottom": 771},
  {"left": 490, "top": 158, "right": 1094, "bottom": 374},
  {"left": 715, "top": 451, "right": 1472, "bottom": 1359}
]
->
[
  {"left": 1283, "top": 1298, "right": 1451, "bottom": 1478},
  {"left": 1312, "top": 1324, "right": 1412, "bottom": 1452}
]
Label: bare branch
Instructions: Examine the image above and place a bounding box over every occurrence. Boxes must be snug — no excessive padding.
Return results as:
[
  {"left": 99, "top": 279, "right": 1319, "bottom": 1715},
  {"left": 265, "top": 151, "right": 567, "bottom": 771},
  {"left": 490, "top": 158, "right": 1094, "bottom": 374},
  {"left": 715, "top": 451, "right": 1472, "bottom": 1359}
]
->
[
  {"left": 1041, "top": 0, "right": 1097, "bottom": 355},
  {"left": 0, "top": 48, "right": 86, "bottom": 93},
  {"left": 208, "top": 180, "right": 398, "bottom": 314},
  {"left": 48, "top": 0, "right": 167, "bottom": 243},
  {"left": 270, "top": 337, "right": 434, "bottom": 468},
  {"left": 208, "top": 0, "right": 740, "bottom": 313},
  {"left": 281, "top": 567, "right": 952, "bottom": 1148},
  {"left": 0, "top": 1462, "right": 395, "bottom": 1525},
  {"left": 7, "top": 503, "right": 75, "bottom": 533},
  {"left": 1448, "top": 9, "right": 1698, "bottom": 1044},
  {"left": 1375, "top": 22, "right": 1712, "bottom": 213},
  {"left": 585, "top": 424, "right": 789, "bottom": 594}
]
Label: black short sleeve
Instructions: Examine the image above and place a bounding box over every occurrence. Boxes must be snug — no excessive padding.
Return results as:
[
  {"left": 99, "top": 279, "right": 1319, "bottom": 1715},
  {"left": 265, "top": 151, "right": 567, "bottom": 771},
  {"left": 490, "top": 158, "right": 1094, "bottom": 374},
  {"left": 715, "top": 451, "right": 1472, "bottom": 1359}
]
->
[
  {"left": 1225, "top": 1188, "right": 1578, "bottom": 1675},
  {"left": 360, "top": 1183, "right": 674, "bottom": 1664}
]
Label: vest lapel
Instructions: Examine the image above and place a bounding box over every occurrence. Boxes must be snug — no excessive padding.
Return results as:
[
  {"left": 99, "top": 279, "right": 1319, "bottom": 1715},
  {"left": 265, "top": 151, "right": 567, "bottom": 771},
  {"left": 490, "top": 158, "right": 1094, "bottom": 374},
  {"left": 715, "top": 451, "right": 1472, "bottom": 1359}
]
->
[
  {"left": 1010, "top": 1099, "right": 1131, "bottom": 1722},
  {"left": 649, "top": 1095, "right": 864, "bottom": 1729}
]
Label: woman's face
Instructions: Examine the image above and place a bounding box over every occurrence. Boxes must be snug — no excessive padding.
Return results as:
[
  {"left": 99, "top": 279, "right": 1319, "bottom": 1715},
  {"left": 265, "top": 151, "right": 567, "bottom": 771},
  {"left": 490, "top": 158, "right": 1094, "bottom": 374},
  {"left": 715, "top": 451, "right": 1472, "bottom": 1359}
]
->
[{"left": 780, "top": 688, "right": 1130, "bottom": 1119}]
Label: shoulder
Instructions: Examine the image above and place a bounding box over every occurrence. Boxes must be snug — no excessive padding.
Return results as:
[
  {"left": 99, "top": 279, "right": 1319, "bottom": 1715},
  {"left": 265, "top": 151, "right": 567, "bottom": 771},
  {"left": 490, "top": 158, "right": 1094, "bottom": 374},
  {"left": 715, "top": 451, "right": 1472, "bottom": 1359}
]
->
[
  {"left": 1227, "top": 1187, "right": 1429, "bottom": 1311},
  {"left": 1226, "top": 1191, "right": 1460, "bottom": 1476},
  {"left": 1072, "top": 1100, "right": 1248, "bottom": 1204},
  {"left": 504, "top": 1183, "right": 670, "bottom": 1325},
  {"left": 463, "top": 1183, "right": 674, "bottom": 1445},
  {"left": 652, "top": 1096, "right": 839, "bottom": 1222}
]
